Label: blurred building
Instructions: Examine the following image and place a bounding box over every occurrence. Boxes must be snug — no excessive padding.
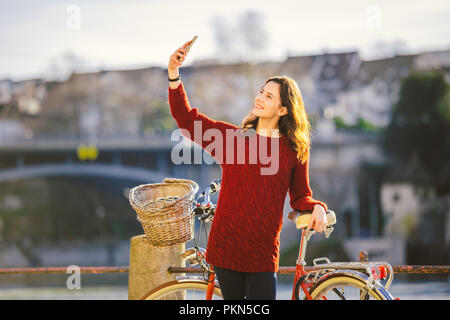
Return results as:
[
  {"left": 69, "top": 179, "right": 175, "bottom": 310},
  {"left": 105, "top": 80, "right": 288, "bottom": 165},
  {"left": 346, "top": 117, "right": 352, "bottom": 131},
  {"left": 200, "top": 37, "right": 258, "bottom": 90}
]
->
[{"left": 1, "top": 49, "right": 449, "bottom": 142}]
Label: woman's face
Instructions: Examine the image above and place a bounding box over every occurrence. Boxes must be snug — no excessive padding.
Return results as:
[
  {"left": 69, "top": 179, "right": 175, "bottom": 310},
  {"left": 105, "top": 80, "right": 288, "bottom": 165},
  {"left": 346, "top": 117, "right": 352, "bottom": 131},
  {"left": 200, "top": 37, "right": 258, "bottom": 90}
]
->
[{"left": 252, "top": 81, "right": 287, "bottom": 119}]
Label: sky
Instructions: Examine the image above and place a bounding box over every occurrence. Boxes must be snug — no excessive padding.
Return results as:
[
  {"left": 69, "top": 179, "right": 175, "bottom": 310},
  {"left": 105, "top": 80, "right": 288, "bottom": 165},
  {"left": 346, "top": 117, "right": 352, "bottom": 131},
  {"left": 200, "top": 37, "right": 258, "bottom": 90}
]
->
[{"left": 1, "top": 0, "right": 449, "bottom": 81}]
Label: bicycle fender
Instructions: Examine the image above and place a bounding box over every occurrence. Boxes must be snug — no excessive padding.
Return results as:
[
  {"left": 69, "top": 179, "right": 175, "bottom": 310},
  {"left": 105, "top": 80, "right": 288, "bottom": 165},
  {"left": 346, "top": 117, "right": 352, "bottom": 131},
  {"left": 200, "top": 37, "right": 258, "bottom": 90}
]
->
[{"left": 310, "top": 270, "right": 393, "bottom": 300}]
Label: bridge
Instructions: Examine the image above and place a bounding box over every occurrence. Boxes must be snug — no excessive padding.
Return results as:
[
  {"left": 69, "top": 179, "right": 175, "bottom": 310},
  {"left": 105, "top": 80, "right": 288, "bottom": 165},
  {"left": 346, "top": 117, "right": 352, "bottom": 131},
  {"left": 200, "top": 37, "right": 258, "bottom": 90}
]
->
[{"left": 0, "top": 134, "right": 219, "bottom": 187}]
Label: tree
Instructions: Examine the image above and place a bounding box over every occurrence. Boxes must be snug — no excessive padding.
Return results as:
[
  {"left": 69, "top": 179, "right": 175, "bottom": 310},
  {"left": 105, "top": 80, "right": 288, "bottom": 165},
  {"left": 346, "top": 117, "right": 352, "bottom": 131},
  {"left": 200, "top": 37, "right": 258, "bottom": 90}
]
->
[
  {"left": 210, "top": 9, "right": 269, "bottom": 64},
  {"left": 45, "top": 50, "right": 87, "bottom": 81},
  {"left": 382, "top": 70, "right": 450, "bottom": 196}
]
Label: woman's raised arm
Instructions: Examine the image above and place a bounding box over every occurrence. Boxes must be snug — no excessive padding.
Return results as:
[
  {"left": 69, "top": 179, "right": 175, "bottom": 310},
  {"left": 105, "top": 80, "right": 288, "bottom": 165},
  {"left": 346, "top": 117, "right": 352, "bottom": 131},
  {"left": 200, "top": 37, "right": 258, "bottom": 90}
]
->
[{"left": 167, "top": 39, "right": 238, "bottom": 165}]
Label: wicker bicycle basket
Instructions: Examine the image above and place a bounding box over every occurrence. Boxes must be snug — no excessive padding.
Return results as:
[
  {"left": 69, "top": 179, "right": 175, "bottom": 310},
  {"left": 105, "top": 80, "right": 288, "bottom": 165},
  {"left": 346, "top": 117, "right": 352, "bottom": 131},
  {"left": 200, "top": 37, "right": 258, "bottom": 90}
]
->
[{"left": 129, "top": 178, "right": 199, "bottom": 247}]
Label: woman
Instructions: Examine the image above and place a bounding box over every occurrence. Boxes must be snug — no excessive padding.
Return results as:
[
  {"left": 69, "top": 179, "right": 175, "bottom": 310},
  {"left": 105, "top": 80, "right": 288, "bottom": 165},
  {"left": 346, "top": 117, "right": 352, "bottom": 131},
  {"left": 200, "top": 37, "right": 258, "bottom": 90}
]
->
[{"left": 167, "top": 39, "right": 328, "bottom": 300}]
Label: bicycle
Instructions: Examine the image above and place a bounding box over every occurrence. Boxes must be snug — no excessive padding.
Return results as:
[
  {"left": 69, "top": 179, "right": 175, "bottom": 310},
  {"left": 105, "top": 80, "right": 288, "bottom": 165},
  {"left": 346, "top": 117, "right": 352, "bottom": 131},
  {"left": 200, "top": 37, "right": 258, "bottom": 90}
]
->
[{"left": 142, "top": 178, "right": 396, "bottom": 300}]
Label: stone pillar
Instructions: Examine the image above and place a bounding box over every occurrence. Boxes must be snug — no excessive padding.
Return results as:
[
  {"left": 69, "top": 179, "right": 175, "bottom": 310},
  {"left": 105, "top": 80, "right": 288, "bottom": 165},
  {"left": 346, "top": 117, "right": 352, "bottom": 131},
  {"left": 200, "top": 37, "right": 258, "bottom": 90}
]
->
[{"left": 128, "top": 235, "right": 185, "bottom": 300}]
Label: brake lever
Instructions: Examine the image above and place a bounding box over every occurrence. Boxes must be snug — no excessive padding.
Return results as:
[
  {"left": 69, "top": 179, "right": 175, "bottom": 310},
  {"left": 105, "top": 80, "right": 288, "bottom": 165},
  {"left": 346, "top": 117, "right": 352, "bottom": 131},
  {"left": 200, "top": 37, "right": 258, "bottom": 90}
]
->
[
  {"left": 208, "top": 179, "right": 221, "bottom": 194},
  {"left": 199, "top": 209, "right": 214, "bottom": 223}
]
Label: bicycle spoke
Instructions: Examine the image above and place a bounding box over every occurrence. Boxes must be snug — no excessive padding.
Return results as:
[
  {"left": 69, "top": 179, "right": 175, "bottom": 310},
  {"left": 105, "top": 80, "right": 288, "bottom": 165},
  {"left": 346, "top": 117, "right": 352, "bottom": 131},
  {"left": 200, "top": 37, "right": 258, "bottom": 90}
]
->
[{"left": 332, "top": 288, "right": 346, "bottom": 300}]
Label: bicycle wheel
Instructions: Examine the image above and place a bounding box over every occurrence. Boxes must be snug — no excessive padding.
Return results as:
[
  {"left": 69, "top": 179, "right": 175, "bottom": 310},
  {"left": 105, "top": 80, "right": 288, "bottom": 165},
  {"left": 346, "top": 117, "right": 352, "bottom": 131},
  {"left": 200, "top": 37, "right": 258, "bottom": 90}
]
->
[
  {"left": 142, "top": 279, "right": 223, "bottom": 300},
  {"left": 308, "top": 275, "right": 392, "bottom": 300}
]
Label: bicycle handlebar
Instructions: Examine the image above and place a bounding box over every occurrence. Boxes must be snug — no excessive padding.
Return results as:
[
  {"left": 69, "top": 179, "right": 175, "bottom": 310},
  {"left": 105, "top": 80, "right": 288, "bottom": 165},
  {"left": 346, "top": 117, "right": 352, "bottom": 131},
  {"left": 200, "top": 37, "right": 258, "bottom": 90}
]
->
[
  {"left": 193, "top": 178, "right": 221, "bottom": 222},
  {"left": 209, "top": 179, "right": 221, "bottom": 194}
]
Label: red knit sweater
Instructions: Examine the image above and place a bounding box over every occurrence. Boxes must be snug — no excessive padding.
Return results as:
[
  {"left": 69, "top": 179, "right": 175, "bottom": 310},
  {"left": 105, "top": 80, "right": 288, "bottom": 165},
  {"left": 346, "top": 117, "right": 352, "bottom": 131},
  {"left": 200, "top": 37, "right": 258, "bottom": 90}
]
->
[{"left": 168, "top": 82, "right": 328, "bottom": 272}]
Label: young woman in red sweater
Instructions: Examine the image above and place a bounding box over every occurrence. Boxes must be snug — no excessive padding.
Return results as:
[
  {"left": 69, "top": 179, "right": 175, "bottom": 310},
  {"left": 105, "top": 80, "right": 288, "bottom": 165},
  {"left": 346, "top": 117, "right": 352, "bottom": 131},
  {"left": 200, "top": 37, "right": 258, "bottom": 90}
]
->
[{"left": 167, "top": 40, "right": 328, "bottom": 300}]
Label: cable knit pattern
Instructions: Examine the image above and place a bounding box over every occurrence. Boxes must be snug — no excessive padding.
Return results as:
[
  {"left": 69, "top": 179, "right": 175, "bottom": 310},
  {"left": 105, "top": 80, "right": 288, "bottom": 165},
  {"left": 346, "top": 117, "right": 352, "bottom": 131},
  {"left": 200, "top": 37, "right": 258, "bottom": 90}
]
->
[{"left": 168, "top": 82, "right": 328, "bottom": 272}]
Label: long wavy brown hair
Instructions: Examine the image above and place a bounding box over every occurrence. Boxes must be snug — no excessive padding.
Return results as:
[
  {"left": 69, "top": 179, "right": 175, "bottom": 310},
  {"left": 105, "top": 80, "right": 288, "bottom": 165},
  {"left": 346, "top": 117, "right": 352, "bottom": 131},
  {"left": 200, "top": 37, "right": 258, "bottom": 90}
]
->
[{"left": 240, "top": 75, "right": 312, "bottom": 164}]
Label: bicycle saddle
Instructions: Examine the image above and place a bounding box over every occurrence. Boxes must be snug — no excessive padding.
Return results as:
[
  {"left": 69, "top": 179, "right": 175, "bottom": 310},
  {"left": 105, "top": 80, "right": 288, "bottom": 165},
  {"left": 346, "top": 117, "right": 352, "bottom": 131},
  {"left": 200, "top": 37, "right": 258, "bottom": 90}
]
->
[{"left": 288, "top": 209, "right": 336, "bottom": 230}]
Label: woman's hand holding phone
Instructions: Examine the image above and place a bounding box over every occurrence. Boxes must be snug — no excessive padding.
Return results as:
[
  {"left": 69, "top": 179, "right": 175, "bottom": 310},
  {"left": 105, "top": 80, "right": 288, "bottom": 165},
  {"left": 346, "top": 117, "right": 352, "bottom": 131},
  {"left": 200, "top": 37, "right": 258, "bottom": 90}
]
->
[
  {"left": 168, "top": 36, "right": 197, "bottom": 88},
  {"left": 168, "top": 36, "right": 197, "bottom": 70},
  {"left": 168, "top": 42, "right": 188, "bottom": 71}
]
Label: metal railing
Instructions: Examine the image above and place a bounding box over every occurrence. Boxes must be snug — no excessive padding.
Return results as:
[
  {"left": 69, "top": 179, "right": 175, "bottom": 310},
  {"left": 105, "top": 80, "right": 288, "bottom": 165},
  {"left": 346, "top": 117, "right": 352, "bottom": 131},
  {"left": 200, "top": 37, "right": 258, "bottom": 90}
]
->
[{"left": 0, "top": 265, "right": 448, "bottom": 275}]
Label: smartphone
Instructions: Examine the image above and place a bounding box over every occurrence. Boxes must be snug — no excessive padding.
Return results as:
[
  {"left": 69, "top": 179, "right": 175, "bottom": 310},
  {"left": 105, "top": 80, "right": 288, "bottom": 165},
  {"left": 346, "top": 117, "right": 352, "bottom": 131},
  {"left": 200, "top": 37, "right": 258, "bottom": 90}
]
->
[
  {"left": 177, "top": 35, "right": 198, "bottom": 62},
  {"left": 184, "top": 35, "right": 198, "bottom": 54}
]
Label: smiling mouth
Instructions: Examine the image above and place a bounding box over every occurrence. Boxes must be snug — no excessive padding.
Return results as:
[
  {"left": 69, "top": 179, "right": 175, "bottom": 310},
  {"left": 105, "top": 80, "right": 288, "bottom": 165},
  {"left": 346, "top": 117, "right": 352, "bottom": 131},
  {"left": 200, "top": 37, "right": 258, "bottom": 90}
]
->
[{"left": 255, "top": 104, "right": 264, "bottom": 110}]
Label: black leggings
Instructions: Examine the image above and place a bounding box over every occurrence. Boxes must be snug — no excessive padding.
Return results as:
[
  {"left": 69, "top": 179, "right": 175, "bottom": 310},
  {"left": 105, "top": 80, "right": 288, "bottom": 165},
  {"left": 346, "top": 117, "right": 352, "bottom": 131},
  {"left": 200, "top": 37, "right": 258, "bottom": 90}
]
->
[{"left": 213, "top": 265, "right": 277, "bottom": 300}]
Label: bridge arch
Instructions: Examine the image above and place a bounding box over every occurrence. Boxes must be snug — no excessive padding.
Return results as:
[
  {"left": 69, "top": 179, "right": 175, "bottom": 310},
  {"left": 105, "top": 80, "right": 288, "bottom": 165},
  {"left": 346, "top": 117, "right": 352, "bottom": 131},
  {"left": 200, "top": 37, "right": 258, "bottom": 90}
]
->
[{"left": 0, "top": 163, "right": 169, "bottom": 184}]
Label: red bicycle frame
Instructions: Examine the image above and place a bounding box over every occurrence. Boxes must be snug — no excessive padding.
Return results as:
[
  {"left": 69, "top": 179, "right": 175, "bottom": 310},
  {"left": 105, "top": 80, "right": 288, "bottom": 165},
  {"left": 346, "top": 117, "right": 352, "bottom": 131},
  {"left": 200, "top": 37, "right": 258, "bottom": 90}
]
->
[
  {"left": 205, "top": 266, "right": 216, "bottom": 300},
  {"left": 291, "top": 229, "right": 315, "bottom": 300}
]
